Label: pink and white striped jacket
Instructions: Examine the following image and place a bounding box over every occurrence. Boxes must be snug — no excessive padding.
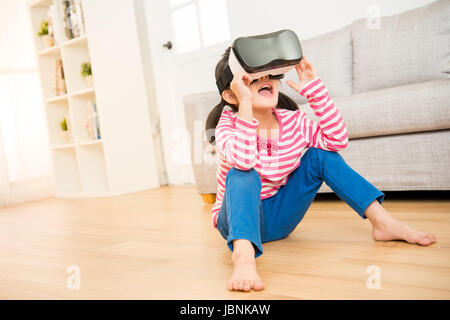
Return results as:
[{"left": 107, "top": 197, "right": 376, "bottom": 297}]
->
[{"left": 211, "top": 77, "right": 349, "bottom": 228}]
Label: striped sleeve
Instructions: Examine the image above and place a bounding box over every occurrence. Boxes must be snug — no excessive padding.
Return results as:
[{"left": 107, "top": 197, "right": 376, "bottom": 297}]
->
[
  {"left": 215, "top": 110, "right": 259, "bottom": 170},
  {"left": 297, "top": 77, "right": 349, "bottom": 151}
]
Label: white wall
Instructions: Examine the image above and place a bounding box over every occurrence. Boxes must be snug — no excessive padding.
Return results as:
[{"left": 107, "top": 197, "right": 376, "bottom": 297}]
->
[
  {"left": 138, "top": 0, "right": 439, "bottom": 186},
  {"left": 0, "top": 0, "right": 55, "bottom": 206},
  {"left": 226, "top": 0, "right": 437, "bottom": 40}
]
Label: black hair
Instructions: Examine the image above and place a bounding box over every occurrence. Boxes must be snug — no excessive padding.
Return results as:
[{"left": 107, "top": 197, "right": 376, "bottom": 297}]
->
[{"left": 205, "top": 46, "right": 299, "bottom": 145}]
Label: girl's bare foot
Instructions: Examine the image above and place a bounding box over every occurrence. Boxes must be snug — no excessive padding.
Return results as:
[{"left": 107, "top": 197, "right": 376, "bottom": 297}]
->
[
  {"left": 228, "top": 239, "right": 265, "bottom": 292},
  {"left": 365, "top": 200, "right": 436, "bottom": 246}
]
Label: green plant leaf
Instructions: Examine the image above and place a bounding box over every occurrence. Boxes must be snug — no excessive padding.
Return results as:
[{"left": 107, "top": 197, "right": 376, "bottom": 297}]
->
[
  {"left": 80, "top": 61, "right": 92, "bottom": 77},
  {"left": 60, "top": 118, "right": 68, "bottom": 131},
  {"left": 37, "top": 20, "right": 48, "bottom": 36}
]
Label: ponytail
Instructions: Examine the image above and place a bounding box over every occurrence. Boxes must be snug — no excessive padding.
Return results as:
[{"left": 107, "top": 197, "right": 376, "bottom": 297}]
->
[
  {"left": 205, "top": 97, "right": 237, "bottom": 145},
  {"left": 277, "top": 92, "right": 299, "bottom": 112}
]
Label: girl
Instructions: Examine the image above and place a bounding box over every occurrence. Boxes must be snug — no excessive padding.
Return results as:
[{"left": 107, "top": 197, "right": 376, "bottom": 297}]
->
[{"left": 205, "top": 46, "right": 436, "bottom": 292}]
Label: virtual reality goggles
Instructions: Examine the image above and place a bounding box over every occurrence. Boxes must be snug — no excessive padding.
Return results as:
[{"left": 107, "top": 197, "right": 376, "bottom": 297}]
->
[{"left": 216, "top": 29, "right": 303, "bottom": 94}]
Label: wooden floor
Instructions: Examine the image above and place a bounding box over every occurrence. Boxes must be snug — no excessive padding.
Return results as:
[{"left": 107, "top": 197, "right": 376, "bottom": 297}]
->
[{"left": 0, "top": 185, "right": 449, "bottom": 300}]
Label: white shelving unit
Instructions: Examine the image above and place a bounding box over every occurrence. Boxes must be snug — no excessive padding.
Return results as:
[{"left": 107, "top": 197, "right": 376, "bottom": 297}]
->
[{"left": 28, "top": 0, "right": 160, "bottom": 198}]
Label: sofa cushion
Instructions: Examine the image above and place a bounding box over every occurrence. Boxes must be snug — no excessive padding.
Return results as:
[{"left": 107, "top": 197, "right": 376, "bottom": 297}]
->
[
  {"left": 279, "top": 24, "right": 353, "bottom": 105},
  {"left": 352, "top": 0, "right": 450, "bottom": 94},
  {"left": 324, "top": 129, "right": 450, "bottom": 192},
  {"left": 299, "top": 79, "right": 450, "bottom": 139}
]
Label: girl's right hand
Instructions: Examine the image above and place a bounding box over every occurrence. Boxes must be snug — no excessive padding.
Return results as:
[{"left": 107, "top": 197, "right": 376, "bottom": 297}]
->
[{"left": 230, "top": 71, "right": 253, "bottom": 103}]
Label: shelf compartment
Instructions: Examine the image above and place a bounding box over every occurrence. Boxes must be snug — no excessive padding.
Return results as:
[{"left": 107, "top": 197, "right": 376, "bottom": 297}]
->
[
  {"left": 45, "top": 99, "right": 74, "bottom": 147},
  {"left": 52, "top": 147, "right": 81, "bottom": 194},
  {"left": 29, "top": 0, "right": 70, "bottom": 49},
  {"left": 37, "top": 53, "right": 67, "bottom": 100},
  {"left": 77, "top": 143, "right": 109, "bottom": 193},
  {"left": 61, "top": 38, "right": 93, "bottom": 93},
  {"left": 69, "top": 92, "right": 99, "bottom": 144},
  {"left": 29, "top": 2, "right": 53, "bottom": 53}
]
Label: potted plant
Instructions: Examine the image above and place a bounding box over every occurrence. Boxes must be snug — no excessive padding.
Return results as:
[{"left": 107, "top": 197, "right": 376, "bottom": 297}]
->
[
  {"left": 60, "top": 117, "right": 72, "bottom": 144},
  {"left": 81, "top": 61, "right": 94, "bottom": 87},
  {"left": 37, "top": 20, "right": 54, "bottom": 48}
]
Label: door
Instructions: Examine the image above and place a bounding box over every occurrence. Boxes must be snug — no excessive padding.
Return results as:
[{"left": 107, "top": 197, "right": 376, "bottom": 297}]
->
[{"left": 141, "top": 0, "right": 232, "bottom": 185}]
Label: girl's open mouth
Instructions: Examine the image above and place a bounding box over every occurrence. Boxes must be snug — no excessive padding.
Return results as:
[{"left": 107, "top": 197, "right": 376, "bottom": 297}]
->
[{"left": 258, "top": 84, "right": 274, "bottom": 97}]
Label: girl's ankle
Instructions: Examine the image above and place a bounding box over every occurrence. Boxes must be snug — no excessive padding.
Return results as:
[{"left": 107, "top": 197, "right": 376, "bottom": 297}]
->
[{"left": 232, "top": 240, "right": 255, "bottom": 261}]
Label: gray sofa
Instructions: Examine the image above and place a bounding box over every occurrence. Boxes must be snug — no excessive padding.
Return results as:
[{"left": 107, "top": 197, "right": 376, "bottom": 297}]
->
[{"left": 184, "top": 0, "right": 450, "bottom": 203}]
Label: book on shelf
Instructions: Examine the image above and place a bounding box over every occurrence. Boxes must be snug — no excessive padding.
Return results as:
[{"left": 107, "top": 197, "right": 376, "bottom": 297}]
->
[
  {"left": 62, "top": 1, "right": 72, "bottom": 40},
  {"left": 86, "top": 100, "right": 101, "bottom": 140},
  {"left": 62, "top": 0, "right": 86, "bottom": 40},
  {"left": 73, "top": 0, "right": 86, "bottom": 36},
  {"left": 52, "top": 58, "right": 66, "bottom": 96}
]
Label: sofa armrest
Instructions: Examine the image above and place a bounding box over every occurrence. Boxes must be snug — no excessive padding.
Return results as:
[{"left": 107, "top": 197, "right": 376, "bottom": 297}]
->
[{"left": 183, "top": 91, "right": 221, "bottom": 194}]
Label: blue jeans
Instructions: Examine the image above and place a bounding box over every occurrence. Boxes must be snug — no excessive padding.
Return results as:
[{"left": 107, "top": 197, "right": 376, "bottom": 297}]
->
[{"left": 216, "top": 147, "right": 385, "bottom": 258}]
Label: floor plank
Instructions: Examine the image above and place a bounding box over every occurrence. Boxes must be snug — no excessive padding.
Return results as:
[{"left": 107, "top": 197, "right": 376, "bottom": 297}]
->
[{"left": 0, "top": 186, "right": 449, "bottom": 299}]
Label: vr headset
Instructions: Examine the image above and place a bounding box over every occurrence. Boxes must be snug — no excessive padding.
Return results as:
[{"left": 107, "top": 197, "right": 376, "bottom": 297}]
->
[{"left": 216, "top": 29, "right": 303, "bottom": 94}]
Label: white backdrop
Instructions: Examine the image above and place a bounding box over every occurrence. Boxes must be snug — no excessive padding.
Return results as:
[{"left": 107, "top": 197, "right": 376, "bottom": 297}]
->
[
  {"left": 226, "top": 0, "right": 437, "bottom": 41},
  {"left": 0, "top": 0, "right": 54, "bottom": 207}
]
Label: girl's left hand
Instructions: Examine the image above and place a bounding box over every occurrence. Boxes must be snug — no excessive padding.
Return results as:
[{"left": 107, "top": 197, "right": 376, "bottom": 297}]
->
[{"left": 286, "top": 55, "right": 318, "bottom": 93}]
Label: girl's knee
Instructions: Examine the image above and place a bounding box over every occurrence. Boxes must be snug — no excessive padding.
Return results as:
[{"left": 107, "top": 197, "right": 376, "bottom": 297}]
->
[{"left": 225, "top": 167, "right": 261, "bottom": 188}]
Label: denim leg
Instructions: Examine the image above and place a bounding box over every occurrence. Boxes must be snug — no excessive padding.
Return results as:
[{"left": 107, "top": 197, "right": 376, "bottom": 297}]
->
[
  {"left": 264, "top": 147, "right": 385, "bottom": 241},
  {"left": 316, "top": 148, "right": 385, "bottom": 219},
  {"left": 216, "top": 167, "right": 265, "bottom": 258},
  {"left": 264, "top": 147, "right": 326, "bottom": 240}
]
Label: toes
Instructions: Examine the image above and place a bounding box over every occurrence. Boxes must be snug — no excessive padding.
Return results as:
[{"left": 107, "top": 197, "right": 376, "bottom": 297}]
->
[
  {"left": 427, "top": 233, "right": 437, "bottom": 243},
  {"left": 253, "top": 278, "right": 265, "bottom": 291},
  {"left": 238, "top": 280, "right": 244, "bottom": 291},
  {"left": 229, "top": 278, "right": 263, "bottom": 292},
  {"left": 418, "top": 235, "right": 433, "bottom": 246},
  {"left": 244, "top": 280, "right": 251, "bottom": 292},
  {"left": 232, "top": 280, "right": 239, "bottom": 291}
]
